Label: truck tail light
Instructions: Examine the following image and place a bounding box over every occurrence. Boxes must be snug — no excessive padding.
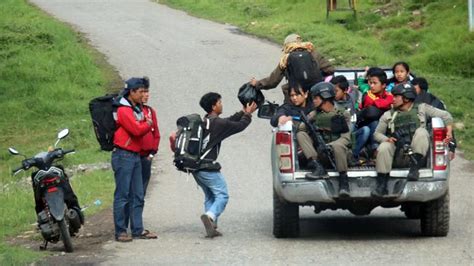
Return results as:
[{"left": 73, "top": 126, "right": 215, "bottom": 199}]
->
[
  {"left": 433, "top": 127, "right": 447, "bottom": 170},
  {"left": 276, "top": 131, "right": 293, "bottom": 173}
]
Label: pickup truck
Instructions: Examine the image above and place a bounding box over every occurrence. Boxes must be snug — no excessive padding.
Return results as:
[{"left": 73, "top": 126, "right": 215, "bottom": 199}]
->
[{"left": 258, "top": 68, "right": 450, "bottom": 238}]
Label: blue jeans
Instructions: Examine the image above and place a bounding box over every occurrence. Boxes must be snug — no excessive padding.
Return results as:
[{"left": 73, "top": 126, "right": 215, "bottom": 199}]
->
[
  {"left": 125, "top": 156, "right": 152, "bottom": 230},
  {"left": 111, "top": 148, "right": 144, "bottom": 238},
  {"left": 141, "top": 156, "right": 152, "bottom": 197},
  {"left": 353, "top": 120, "right": 378, "bottom": 158},
  {"left": 192, "top": 171, "right": 229, "bottom": 224}
]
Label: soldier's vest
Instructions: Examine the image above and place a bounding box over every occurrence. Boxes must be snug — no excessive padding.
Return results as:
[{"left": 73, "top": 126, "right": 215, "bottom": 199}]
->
[
  {"left": 313, "top": 107, "right": 347, "bottom": 143},
  {"left": 388, "top": 104, "right": 420, "bottom": 143}
]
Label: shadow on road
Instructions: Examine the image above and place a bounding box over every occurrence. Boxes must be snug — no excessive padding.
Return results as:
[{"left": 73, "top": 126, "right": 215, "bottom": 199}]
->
[{"left": 298, "top": 215, "right": 420, "bottom": 240}]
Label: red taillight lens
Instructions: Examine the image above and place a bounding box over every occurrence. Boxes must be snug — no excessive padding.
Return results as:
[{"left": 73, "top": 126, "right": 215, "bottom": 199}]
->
[
  {"left": 42, "top": 177, "right": 59, "bottom": 185},
  {"left": 276, "top": 132, "right": 293, "bottom": 173},
  {"left": 433, "top": 127, "right": 447, "bottom": 170}
]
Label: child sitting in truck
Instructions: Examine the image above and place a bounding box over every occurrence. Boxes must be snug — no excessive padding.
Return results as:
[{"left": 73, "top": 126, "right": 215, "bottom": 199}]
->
[
  {"left": 352, "top": 68, "right": 393, "bottom": 165},
  {"left": 331, "top": 75, "right": 357, "bottom": 117},
  {"left": 386, "top": 61, "right": 412, "bottom": 92}
]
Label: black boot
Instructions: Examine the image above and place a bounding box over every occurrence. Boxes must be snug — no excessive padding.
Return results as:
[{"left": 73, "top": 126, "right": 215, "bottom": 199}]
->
[
  {"left": 371, "top": 173, "right": 389, "bottom": 198},
  {"left": 338, "top": 172, "right": 350, "bottom": 197},
  {"left": 407, "top": 153, "right": 424, "bottom": 181},
  {"left": 306, "top": 159, "right": 328, "bottom": 179}
]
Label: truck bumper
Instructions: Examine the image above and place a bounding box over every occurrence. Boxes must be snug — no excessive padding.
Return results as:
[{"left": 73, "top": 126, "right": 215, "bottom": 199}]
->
[{"left": 276, "top": 179, "right": 448, "bottom": 204}]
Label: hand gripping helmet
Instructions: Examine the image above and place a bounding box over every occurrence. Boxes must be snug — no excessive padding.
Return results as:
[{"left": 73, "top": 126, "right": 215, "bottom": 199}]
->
[
  {"left": 310, "top": 82, "right": 336, "bottom": 100},
  {"left": 392, "top": 83, "right": 417, "bottom": 100}
]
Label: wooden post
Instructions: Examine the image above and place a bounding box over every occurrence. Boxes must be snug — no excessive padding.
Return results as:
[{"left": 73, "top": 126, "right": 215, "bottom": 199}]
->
[{"left": 327, "top": 0, "right": 357, "bottom": 19}]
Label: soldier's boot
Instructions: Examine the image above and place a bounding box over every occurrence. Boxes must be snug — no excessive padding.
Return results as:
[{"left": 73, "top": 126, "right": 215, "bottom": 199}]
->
[
  {"left": 407, "top": 153, "right": 425, "bottom": 181},
  {"left": 371, "top": 173, "right": 389, "bottom": 198},
  {"left": 338, "top": 172, "right": 350, "bottom": 198},
  {"left": 305, "top": 160, "right": 328, "bottom": 179}
]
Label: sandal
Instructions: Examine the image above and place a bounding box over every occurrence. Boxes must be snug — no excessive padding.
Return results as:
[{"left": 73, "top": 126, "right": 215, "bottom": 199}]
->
[
  {"left": 134, "top": 229, "right": 158, "bottom": 239},
  {"left": 116, "top": 233, "right": 133, "bottom": 242}
]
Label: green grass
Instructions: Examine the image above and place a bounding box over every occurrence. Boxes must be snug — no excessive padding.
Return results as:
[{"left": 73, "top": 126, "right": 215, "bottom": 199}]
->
[
  {"left": 0, "top": 0, "right": 123, "bottom": 182},
  {"left": 0, "top": 0, "right": 120, "bottom": 263},
  {"left": 0, "top": 243, "right": 42, "bottom": 266},
  {"left": 159, "top": 0, "right": 474, "bottom": 159}
]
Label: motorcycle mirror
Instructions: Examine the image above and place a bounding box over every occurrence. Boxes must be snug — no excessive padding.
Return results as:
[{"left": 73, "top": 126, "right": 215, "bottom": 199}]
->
[
  {"left": 257, "top": 102, "right": 279, "bottom": 119},
  {"left": 8, "top": 147, "right": 20, "bottom": 155},
  {"left": 57, "top": 129, "right": 69, "bottom": 140},
  {"left": 54, "top": 129, "right": 69, "bottom": 147}
]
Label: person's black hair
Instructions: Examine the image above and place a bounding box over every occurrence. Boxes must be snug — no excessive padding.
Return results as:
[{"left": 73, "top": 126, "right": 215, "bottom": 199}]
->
[
  {"left": 367, "top": 67, "right": 388, "bottom": 85},
  {"left": 200, "top": 92, "right": 222, "bottom": 113},
  {"left": 392, "top": 61, "right": 410, "bottom": 73},
  {"left": 287, "top": 79, "right": 307, "bottom": 97},
  {"left": 411, "top": 77, "right": 429, "bottom": 91},
  {"left": 366, "top": 67, "right": 379, "bottom": 77},
  {"left": 330, "top": 75, "right": 349, "bottom": 91}
]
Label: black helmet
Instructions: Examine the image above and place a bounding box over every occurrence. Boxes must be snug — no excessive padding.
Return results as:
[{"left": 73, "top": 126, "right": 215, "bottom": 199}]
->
[
  {"left": 310, "top": 82, "right": 335, "bottom": 100},
  {"left": 392, "top": 83, "right": 416, "bottom": 100}
]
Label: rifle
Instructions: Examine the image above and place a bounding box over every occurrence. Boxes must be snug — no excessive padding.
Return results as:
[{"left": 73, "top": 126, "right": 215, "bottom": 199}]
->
[
  {"left": 299, "top": 110, "right": 337, "bottom": 169},
  {"left": 392, "top": 126, "right": 418, "bottom": 167}
]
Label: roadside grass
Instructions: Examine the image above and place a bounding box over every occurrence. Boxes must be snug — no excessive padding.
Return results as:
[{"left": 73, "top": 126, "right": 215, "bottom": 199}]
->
[
  {"left": 0, "top": 244, "right": 42, "bottom": 265},
  {"left": 0, "top": 0, "right": 120, "bottom": 263},
  {"left": 159, "top": 0, "right": 474, "bottom": 159}
]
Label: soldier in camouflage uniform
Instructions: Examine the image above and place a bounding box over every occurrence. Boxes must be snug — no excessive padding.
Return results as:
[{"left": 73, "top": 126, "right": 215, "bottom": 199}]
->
[
  {"left": 297, "top": 82, "right": 352, "bottom": 197},
  {"left": 372, "top": 83, "right": 454, "bottom": 197}
]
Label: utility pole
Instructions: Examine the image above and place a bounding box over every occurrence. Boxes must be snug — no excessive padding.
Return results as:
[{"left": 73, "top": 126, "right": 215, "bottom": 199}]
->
[{"left": 470, "top": 0, "right": 474, "bottom": 31}]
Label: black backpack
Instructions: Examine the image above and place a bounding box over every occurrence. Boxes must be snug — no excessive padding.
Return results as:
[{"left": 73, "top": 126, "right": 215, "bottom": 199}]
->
[
  {"left": 285, "top": 50, "right": 323, "bottom": 90},
  {"left": 173, "top": 114, "right": 212, "bottom": 173},
  {"left": 89, "top": 94, "right": 119, "bottom": 151}
]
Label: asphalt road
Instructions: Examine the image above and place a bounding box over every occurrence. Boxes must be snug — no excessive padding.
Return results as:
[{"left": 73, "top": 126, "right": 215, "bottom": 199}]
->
[{"left": 31, "top": 0, "right": 473, "bottom": 264}]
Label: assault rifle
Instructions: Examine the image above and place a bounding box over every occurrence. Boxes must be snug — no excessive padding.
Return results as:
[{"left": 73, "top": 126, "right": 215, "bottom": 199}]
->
[
  {"left": 392, "top": 127, "right": 418, "bottom": 167},
  {"left": 299, "top": 111, "right": 337, "bottom": 169}
]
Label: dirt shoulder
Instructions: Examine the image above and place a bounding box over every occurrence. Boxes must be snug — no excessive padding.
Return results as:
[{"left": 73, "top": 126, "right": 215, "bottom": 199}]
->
[{"left": 9, "top": 208, "right": 115, "bottom": 265}]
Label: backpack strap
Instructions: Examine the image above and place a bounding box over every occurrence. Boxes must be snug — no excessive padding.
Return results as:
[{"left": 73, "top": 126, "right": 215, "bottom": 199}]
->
[
  {"left": 388, "top": 108, "right": 397, "bottom": 135},
  {"left": 199, "top": 118, "right": 214, "bottom": 160}
]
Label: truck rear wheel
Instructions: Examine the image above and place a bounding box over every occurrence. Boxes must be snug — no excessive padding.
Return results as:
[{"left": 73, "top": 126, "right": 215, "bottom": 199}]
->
[
  {"left": 420, "top": 192, "right": 449, "bottom": 237},
  {"left": 273, "top": 189, "right": 299, "bottom": 238}
]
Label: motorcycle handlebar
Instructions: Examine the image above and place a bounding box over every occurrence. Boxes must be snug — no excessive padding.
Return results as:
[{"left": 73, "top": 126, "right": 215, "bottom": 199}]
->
[
  {"left": 12, "top": 166, "right": 23, "bottom": 173},
  {"left": 62, "top": 149, "right": 75, "bottom": 154}
]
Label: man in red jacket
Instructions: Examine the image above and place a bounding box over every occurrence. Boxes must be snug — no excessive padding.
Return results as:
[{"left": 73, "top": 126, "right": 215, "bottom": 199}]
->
[
  {"left": 112, "top": 77, "right": 157, "bottom": 242},
  {"left": 140, "top": 77, "right": 160, "bottom": 196}
]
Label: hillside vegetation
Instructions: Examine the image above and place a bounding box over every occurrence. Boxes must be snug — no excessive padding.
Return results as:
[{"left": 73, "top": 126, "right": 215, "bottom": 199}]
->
[
  {"left": 160, "top": 0, "right": 474, "bottom": 158},
  {"left": 0, "top": 0, "right": 119, "bottom": 263}
]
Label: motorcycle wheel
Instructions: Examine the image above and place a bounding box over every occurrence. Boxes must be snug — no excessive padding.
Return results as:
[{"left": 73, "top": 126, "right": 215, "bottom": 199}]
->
[{"left": 58, "top": 219, "right": 74, "bottom": 253}]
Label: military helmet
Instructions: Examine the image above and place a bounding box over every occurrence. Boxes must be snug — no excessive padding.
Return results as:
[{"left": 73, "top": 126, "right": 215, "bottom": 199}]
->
[
  {"left": 310, "top": 82, "right": 336, "bottom": 100},
  {"left": 392, "top": 83, "right": 417, "bottom": 100}
]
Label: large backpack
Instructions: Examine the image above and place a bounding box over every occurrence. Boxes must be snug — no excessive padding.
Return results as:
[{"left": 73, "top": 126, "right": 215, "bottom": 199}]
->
[
  {"left": 285, "top": 50, "right": 323, "bottom": 90},
  {"left": 89, "top": 94, "right": 119, "bottom": 151},
  {"left": 173, "top": 114, "right": 212, "bottom": 173}
]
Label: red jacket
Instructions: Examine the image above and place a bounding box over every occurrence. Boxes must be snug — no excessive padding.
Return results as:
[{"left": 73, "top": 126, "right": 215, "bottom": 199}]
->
[
  {"left": 140, "top": 105, "right": 160, "bottom": 156},
  {"left": 361, "top": 90, "right": 393, "bottom": 111},
  {"left": 113, "top": 97, "right": 151, "bottom": 153}
]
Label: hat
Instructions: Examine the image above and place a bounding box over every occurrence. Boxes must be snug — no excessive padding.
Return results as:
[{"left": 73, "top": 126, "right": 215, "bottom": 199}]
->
[
  {"left": 283, "top": 33, "right": 302, "bottom": 46},
  {"left": 122, "top": 77, "right": 145, "bottom": 95}
]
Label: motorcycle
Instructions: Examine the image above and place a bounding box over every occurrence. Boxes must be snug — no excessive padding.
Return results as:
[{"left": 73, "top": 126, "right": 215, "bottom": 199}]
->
[{"left": 9, "top": 129, "right": 82, "bottom": 253}]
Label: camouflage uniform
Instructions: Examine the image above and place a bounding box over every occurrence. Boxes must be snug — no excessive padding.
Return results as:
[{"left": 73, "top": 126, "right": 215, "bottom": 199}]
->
[
  {"left": 374, "top": 103, "right": 454, "bottom": 174},
  {"left": 297, "top": 108, "right": 351, "bottom": 172}
]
